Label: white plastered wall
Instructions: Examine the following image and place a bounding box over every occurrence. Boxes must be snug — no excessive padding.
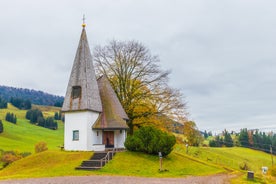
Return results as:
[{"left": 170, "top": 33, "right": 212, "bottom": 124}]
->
[
  {"left": 114, "top": 130, "right": 126, "bottom": 148},
  {"left": 64, "top": 111, "right": 99, "bottom": 151},
  {"left": 91, "top": 130, "right": 102, "bottom": 145}
]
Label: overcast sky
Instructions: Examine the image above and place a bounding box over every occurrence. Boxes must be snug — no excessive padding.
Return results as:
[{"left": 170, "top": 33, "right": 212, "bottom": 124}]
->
[{"left": 0, "top": 0, "right": 276, "bottom": 132}]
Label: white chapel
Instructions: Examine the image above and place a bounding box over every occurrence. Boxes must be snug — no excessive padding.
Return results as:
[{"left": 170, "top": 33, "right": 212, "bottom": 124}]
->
[{"left": 61, "top": 22, "right": 129, "bottom": 151}]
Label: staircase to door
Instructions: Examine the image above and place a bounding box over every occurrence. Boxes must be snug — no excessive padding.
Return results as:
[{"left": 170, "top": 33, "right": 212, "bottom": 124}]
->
[{"left": 75, "top": 151, "right": 115, "bottom": 170}]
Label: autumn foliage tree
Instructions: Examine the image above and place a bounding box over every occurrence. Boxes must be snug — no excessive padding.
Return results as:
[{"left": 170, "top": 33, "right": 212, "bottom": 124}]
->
[
  {"left": 183, "top": 121, "right": 203, "bottom": 146},
  {"left": 94, "top": 40, "right": 187, "bottom": 134}
]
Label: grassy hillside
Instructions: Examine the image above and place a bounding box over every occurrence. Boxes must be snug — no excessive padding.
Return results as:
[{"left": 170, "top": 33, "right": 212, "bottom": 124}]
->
[
  {"left": 175, "top": 145, "right": 272, "bottom": 174},
  {"left": 0, "top": 150, "right": 226, "bottom": 180},
  {"left": 175, "top": 145, "right": 276, "bottom": 183},
  {"left": 0, "top": 104, "right": 276, "bottom": 183},
  {"left": 1, "top": 147, "right": 275, "bottom": 182},
  {"left": 0, "top": 151, "right": 92, "bottom": 180},
  {"left": 0, "top": 104, "right": 63, "bottom": 153}
]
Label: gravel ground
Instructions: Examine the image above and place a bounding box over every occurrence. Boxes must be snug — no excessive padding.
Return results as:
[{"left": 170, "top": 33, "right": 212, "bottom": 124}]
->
[{"left": 0, "top": 174, "right": 233, "bottom": 184}]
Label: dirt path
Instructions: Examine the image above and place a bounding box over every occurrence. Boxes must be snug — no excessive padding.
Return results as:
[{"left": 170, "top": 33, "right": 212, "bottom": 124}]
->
[{"left": 0, "top": 174, "right": 234, "bottom": 184}]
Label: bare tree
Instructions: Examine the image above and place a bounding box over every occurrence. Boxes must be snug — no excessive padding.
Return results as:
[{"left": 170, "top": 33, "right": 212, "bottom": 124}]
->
[{"left": 94, "top": 40, "right": 187, "bottom": 134}]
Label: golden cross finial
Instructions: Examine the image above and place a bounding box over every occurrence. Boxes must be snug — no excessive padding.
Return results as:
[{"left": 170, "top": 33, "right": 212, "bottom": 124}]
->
[{"left": 82, "top": 14, "right": 86, "bottom": 28}]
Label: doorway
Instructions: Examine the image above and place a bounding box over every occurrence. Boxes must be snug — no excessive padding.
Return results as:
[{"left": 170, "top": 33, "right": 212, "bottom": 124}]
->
[{"left": 103, "top": 131, "right": 114, "bottom": 148}]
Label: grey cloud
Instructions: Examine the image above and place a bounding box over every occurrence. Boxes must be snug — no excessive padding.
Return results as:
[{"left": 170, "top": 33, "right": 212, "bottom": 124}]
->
[{"left": 0, "top": 0, "right": 276, "bottom": 132}]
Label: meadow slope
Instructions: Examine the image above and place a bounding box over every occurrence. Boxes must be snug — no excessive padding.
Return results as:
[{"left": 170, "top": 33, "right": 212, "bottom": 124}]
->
[{"left": 0, "top": 104, "right": 276, "bottom": 183}]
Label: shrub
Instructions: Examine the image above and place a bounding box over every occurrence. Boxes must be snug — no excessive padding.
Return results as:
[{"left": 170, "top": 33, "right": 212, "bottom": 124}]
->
[
  {"left": 0, "top": 150, "right": 31, "bottom": 168},
  {"left": 35, "top": 141, "right": 48, "bottom": 153},
  {"left": 1, "top": 152, "right": 22, "bottom": 165},
  {"left": 125, "top": 126, "right": 176, "bottom": 156}
]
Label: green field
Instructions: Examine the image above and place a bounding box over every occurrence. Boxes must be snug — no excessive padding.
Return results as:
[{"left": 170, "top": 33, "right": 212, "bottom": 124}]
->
[
  {"left": 0, "top": 104, "right": 63, "bottom": 153},
  {"left": 174, "top": 145, "right": 276, "bottom": 183},
  {"left": 175, "top": 145, "right": 272, "bottom": 173},
  {"left": 0, "top": 104, "right": 276, "bottom": 183}
]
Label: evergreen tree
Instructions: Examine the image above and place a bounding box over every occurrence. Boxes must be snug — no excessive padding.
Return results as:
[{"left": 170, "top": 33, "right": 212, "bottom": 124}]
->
[
  {"left": 54, "top": 101, "right": 63, "bottom": 107},
  {"left": 209, "top": 135, "right": 222, "bottom": 147},
  {"left": 0, "top": 97, "right": 7, "bottom": 109},
  {"left": 37, "top": 116, "right": 45, "bottom": 127},
  {"left": 224, "top": 130, "right": 234, "bottom": 147},
  {"left": 26, "top": 109, "right": 58, "bottom": 130},
  {"left": 24, "top": 100, "right": 32, "bottom": 109},
  {"left": 13, "top": 115, "right": 17, "bottom": 124},
  {"left": 253, "top": 130, "right": 260, "bottom": 149},
  {"left": 5, "top": 112, "right": 10, "bottom": 122},
  {"left": 203, "top": 130, "right": 208, "bottom": 139},
  {"left": 10, "top": 97, "right": 31, "bottom": 110},
  {"left": 26, "top": 109, "right": 43, "bottom": 123},
  {"left": 239, "top": 128, "right": 249, "bottom": 147},
  {"left": 262, "top": 132, "right": 271, "bottom": 152},
  {"left": 5, "top": 112, "right": 16, "bottom": 124},
  {"left": 0, "top": 120, "right": 3, "bottom": 133},
  {"left": 54, "top": 112, "right": 60, "bottom": 120},
  {"left": 209, "top": 140, "right": 216, "bottom": 147}
]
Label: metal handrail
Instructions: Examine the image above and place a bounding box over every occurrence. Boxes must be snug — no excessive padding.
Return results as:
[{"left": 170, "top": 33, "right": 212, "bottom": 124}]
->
[
  {"left": 100, "top": 148, "right": 115, "bottom": 168},
  {"left": 98, "top": 148, "right": 126, "bottom": 168}
]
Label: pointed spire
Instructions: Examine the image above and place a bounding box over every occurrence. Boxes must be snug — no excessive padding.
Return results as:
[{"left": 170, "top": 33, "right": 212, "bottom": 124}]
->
[
  {"left": 82, "top": 14, "right": 86, "bottom": 28},
  {"left": 62, "top": 24, "right": 102, "bottom": 112}
]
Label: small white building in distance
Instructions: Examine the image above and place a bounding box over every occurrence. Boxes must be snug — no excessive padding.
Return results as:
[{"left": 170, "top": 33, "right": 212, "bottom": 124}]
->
[{"left": 61, "top": 22, "right": 129, "bottom": 151}]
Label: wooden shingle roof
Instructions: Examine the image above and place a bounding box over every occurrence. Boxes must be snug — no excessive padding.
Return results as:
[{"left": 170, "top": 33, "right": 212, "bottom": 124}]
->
[
  {"left": 93, "top": 76, "right": 129, "bottom": 130},
  {"left": 62, "top": 26, "right": 128, "bottom": 130},
  {"left": 62, "top": 27, "right": 102, "bottom": 112}
]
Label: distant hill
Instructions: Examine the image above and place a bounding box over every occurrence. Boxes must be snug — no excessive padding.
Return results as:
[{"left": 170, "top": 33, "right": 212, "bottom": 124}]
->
[{"left": 0, "top": 85, "right": 64, "bottom": 106}]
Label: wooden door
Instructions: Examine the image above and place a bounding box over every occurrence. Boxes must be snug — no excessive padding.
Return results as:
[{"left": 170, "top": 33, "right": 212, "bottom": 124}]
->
[{"left": 103, "top": 131, "right": 114, "bottom": 148}]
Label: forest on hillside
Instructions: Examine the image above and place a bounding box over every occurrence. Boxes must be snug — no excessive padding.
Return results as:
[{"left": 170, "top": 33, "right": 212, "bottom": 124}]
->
[{"left": 0, "top": 85, "right": 64, "bottom": 107}]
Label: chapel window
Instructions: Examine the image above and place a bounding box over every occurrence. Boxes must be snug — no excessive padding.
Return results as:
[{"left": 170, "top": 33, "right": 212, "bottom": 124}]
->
[
  {"left": 73, "top": 130, "right": 79, "bottom": 141},
  {"left": 72, "top": 86, "right": 81, "bottom": 99}
]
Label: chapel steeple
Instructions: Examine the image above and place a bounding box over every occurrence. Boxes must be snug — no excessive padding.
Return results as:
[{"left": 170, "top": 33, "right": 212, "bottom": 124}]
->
[
  {"left": 61, "top": 23, "right": 102, "bottom": 112},
  {"left": 82, "top": 14, "right": 86, "bottom": 28}
]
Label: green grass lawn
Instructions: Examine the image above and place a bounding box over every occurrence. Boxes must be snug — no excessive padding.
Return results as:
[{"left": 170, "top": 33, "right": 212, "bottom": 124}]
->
[{"left": 97, "top": 151, "right": 225, "bottom": 177}]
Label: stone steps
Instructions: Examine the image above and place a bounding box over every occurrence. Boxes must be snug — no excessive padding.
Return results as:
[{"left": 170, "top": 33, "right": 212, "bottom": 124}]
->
[{"left": 76, "top": 151, "right": 115, "bottom": 170}]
